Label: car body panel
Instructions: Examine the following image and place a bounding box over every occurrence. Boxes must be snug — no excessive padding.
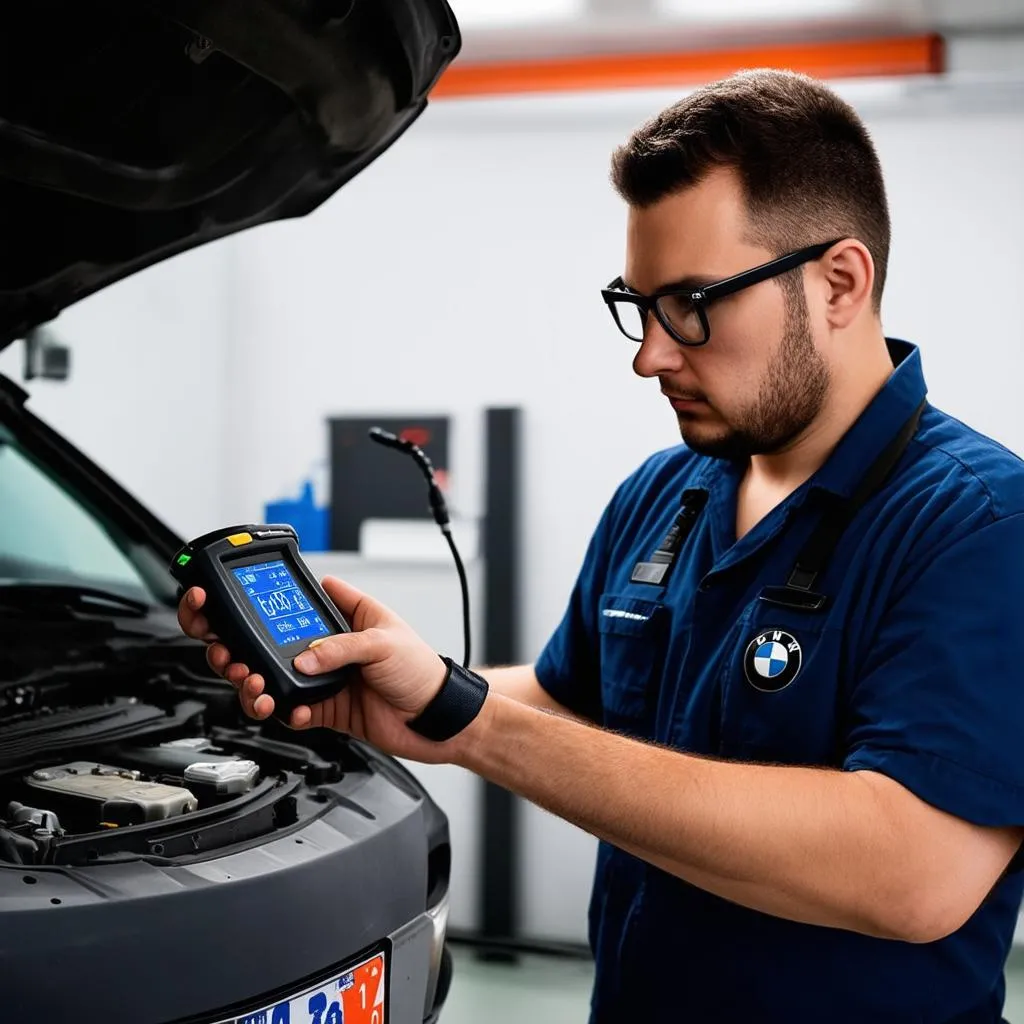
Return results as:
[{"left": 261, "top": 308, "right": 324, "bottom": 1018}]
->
[{"left": 0, "top": 752, "right": 449, "bottom": 1023}]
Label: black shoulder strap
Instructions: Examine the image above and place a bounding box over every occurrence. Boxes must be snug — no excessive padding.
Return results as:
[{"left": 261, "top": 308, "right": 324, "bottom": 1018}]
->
[
  {"left": 781, "top": 399, "right": 927, "bottom": 599},
  {"left": 631, "top": 488, "right": 709, "bottom": 587}
]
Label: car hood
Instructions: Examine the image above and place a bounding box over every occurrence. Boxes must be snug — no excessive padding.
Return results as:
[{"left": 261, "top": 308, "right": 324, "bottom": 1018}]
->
[{"left": 0, "top": 0, "right": 460, "bottom": 351}]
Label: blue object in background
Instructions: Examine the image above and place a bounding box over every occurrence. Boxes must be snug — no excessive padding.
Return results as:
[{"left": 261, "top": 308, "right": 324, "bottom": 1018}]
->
[{"left": 264, "top": 480, "right": 329, "bottom": 552}]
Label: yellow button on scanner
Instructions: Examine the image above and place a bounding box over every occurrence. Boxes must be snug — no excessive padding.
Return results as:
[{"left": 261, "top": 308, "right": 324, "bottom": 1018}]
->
[{"left": 227, "top": 532, "right": 254, "bottom": 547}]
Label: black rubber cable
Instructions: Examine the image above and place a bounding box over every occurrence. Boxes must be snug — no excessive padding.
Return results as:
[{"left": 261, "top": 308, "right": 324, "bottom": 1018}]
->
[
  {"left": 443, "top": 525, "right": 471, "bottom": 668},
  {"left": 369, "top": 428, "right": 472, "bottom": 667}
]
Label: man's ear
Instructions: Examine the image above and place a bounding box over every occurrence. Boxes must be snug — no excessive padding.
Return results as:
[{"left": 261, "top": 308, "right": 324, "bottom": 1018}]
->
[{"left": 820, "top": 239, "right": 876, "bottom": 329}]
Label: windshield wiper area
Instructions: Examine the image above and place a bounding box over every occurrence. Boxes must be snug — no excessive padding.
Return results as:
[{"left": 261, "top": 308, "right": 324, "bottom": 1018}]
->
[{"left": 0, "top": 583, "right": 152, "bottom": 618}]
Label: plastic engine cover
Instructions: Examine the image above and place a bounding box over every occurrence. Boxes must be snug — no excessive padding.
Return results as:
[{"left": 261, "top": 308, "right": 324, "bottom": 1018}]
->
[{"left": 25, "top": 762, "right": 197, "bottom": 825}]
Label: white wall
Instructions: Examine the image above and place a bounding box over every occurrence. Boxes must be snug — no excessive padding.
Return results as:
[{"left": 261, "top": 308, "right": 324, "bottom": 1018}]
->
[
  {"left": 3, "top": 72, "right": 1022, "bottom": 945},
  {"left": 877, "top": 95, "right": 1024, "bottom": 453},
  {"left": 0, "top": 243, "right": 232, "bottom": 539}
]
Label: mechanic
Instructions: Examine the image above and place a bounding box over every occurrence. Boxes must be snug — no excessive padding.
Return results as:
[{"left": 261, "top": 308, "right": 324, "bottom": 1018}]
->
[{"left": 180, "top": 70, "right": 1024, "bottom": 1022}]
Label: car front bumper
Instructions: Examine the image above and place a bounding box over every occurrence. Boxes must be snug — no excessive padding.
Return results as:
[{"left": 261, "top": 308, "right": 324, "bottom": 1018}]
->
[{"left": 0, "top": 754, "right": 452, "bottom": 1024}]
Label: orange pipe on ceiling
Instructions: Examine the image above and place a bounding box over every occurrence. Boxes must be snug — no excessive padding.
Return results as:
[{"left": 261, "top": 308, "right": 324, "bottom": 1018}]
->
[{"left": 432, "top": 34, "right": 944, "bottom": 99}]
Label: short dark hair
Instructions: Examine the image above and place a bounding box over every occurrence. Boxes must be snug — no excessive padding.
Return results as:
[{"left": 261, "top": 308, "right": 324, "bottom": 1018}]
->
[{"left": 611, "top": 69, "right": 891, "bottom": 312}]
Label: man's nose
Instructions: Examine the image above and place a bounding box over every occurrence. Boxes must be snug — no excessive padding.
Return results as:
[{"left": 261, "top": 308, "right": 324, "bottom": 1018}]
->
[{"left": 632, "top": 315, "right": 688, "bottom": 379}]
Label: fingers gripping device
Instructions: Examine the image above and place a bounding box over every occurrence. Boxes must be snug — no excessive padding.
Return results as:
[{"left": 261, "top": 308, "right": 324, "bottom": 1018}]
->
[{"left": 170, "top": 526, "right": 356, "bottom": 714}]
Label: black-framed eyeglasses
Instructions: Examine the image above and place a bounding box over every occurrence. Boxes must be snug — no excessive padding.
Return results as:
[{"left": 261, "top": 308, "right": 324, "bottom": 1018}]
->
[{"left": 601, "top": 238, "right": 844, "bottom": 347}]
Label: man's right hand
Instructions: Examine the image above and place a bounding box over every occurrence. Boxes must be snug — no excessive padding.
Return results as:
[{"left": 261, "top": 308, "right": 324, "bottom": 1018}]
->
[
  {"left": 177, "top": 585, "right": 567, "bottom": 726},
  {"left": 176, "top": 581, "right": 460, "bottom": 766}
]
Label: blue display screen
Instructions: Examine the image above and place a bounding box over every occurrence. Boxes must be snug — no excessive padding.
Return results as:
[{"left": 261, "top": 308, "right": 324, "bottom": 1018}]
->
[{"left": 232, "top": 559, "right": 332, "bottom": 648}]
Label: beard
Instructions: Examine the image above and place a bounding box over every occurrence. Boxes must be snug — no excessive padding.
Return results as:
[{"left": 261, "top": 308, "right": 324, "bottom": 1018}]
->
[{"left": 676, "top": 283, "right": 830, "bottom": 460}]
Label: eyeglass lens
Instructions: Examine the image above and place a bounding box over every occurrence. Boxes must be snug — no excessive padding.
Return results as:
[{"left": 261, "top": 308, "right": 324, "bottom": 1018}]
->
[{"left": 608, "top": 293, "right": 705, "bottom": 345}]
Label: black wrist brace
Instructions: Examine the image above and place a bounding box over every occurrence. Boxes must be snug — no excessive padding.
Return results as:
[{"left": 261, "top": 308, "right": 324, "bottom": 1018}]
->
[{"left": 407, "top": 657, "right": 489, "bottom": 742}]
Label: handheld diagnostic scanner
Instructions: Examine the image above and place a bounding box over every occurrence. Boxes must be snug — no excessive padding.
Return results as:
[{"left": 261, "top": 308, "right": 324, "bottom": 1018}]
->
[{"left": 170, "top": 526, "right": 356, "bottom": 714}]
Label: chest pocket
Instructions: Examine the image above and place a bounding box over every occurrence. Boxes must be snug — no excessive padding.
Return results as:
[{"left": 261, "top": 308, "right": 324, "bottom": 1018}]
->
[
  {"left": 598, "top": 593, "right": 668, "bottom": 739},
  {"left": 717, "top": 597, "right": 843, "bottom": 765}
]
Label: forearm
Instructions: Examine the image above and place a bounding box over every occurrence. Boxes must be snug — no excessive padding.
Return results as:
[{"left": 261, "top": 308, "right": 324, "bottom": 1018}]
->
[
  {"left": 453, "top": 693, "right": 936, "bottom": 939},
  {"left": 475, "top": 664, "right": 578, "bottom": 717}
]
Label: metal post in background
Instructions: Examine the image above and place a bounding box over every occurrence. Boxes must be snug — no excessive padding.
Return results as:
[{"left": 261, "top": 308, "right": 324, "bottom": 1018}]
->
[{"left": 477, "top": 406, "right": 522, "bottom": 962}]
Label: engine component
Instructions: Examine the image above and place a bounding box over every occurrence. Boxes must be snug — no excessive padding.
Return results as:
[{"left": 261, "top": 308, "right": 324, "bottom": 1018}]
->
[
  {"left": 112, "top": 738, "right": 259, "bottom": 796},
  {"left": 3, "top": 801, "right": 64, "bottom": 862},
  {"left": 6, "top": 800, "right": 63, "bottom": 835},
  {"left": 25, "top": 761, "right": 197, "bottom": 827},
  {"left": 183, "top": 760, "right": 258, "bottom": 796}
]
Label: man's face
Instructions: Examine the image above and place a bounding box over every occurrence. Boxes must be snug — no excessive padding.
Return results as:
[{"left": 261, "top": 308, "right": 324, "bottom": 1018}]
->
[{"left": 623, "top": 168, "right": 830, "bottom": 460}]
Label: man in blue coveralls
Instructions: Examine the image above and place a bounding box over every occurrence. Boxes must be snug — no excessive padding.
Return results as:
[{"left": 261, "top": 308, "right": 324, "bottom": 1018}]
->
[{"left": 181, "top": 70, "right": 1024, "bottom": 1021}]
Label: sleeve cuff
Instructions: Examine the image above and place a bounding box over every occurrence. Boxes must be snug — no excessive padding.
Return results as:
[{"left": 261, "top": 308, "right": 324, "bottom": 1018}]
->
[
  {"left": 845, "top": 746, "right": 1024, "bottom": 828},
  {"left": 535, "top": 654, "right": 600, "bottom": 722}
]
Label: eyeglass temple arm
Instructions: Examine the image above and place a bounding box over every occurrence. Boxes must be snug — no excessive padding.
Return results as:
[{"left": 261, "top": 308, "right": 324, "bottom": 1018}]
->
[{"left": 699, "top": 239, "right": 842, "bottom": 303}]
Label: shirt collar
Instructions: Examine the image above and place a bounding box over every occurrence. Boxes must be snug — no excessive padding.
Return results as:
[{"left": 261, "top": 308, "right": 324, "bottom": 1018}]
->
[{"left": 806, "top": 338, "right": 927, "bottom": 499}]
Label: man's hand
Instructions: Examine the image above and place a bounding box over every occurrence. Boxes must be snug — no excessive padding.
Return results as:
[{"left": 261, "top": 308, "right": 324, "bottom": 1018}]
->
[{"left": 177, "top": 576, "right": 453, "bottom": 761}]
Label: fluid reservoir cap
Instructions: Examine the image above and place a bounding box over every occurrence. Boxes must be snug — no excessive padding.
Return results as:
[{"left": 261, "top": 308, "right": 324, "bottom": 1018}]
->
[{"left": 184, "top": 760, "right": 259, "bottom": 795}]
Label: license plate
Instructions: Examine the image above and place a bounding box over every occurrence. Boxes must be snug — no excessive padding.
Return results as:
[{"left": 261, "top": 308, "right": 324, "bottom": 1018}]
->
[{"left": 220, "top": 949, "right": 388, "bottom": 1024}]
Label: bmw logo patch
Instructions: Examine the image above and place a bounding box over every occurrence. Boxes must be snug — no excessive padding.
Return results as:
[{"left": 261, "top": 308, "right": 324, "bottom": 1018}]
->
[{"left": 744, "top": 629, "right": 803, "bottom": 692}]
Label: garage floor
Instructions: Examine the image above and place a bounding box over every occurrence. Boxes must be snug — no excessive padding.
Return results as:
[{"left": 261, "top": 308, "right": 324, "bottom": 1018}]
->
[
  {"left": 443, "top": 947, "right": 593, "bottom": 1022},
  {"left": 441, "top": 945, "right": 1024, "bottom": 1022}
]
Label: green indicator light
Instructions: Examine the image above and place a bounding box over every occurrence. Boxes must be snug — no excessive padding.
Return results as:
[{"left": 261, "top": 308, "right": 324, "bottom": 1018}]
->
[{"left": 176, "top": 554, "right": 192, "bottom": 567}]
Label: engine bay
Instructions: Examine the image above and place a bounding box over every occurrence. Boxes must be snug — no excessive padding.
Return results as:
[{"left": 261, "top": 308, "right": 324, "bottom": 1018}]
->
[{"left": 0, "top": 659, "right": 372, "bottom": 868}]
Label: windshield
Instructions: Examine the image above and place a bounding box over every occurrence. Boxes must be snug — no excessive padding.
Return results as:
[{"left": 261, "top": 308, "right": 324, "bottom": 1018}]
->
[{"left": 0, "top": 429, "right": 176, "bottom": 607}]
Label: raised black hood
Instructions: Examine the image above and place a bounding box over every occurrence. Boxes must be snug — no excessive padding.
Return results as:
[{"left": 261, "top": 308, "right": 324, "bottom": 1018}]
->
[{"left": 0, "top": 0, "right": 460, "bottom": 351}]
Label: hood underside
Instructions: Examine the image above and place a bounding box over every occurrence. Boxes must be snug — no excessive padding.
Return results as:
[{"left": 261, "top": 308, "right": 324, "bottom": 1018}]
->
[{"left": 0, "top": 0, "right": 460, "bottom": 350}]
